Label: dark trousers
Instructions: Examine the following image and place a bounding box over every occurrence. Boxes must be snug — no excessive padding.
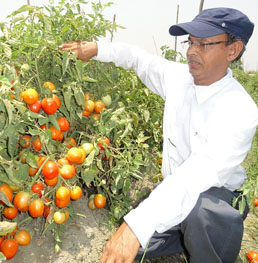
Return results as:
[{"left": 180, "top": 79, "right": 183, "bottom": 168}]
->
[{"left": 136, "top": 187, "right": 249, "bottom": 263}]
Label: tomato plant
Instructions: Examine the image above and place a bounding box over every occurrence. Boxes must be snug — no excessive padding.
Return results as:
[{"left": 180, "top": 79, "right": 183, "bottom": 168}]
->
[
  {"left": 0, "top": 239, "right": 19, "bottom": 259},
  {"left": 14, "top": 230, "right": 31, "bottom": 246}
]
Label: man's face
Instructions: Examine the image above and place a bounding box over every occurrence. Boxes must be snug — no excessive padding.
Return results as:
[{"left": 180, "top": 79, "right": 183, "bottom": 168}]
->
[{"left": 186, "top": 33, "right": 232, "bottom": 86}]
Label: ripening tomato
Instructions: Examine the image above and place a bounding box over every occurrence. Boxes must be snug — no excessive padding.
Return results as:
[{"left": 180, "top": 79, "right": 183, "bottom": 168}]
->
[
  {"left": 53, "top": 211, "right": 66, "bottom": 224},
  {"left": 31, "top": 182, "right": 44, "bottom": 197},
  {"left": 43, "top": 205, "right": 51, "bottom": 219},
  {"left": 27, "top": 100, "right": 41, "bottom": 113},
  {"left": 21, "top": 88, "right": 39, "bottom": 104},
  {"left": 53, "top": 94, "right": 61, "bottom": 109},
  {"left": 50, "top": 126, "right": 62, "bottom": 141},
  {"left": 44, "top": 176, "right": 58, "bottom": 186},
  {"left": 29, "top": 198, "right": 44, "bottom": 217},
  {"left": 14, "top": 230, "right": 31, "bottom": 246},
  {"left": 66, "top": 147, "right": 83, "bottom": 163},
  {"left": 13, "top": 191, "right": 31, "bottom": 212},
  {"left": 247, "top": 251, "right": 258, "bottom": 261},
  {"left": 63, "top": 209, "right": 70, "bottom": 223},
  {"left": 97, "top": 137, "right": 110, "bottom": 151},
  {"left": 76, "top": 148, "right": 86, "bottom": 164},
  {"left": 3, "top": 207, "right": 18, "bottom": 220},
  {"left": 0, "top": 184, "right": 13, "bottom": 205},
  {"left": 92, "top": 113, "right": 100, "bottom": 120},
  {"left": 94, "top": 194, "right": 106, "bottom": 209},
  {"left": 40, "top": 124, "right": 47, "bottom": 131},
  {"left": 28, "top": 165, "right": 38, "bottom": 177},
  {"left": 251, "top": 259, "right": 258, "bottom": 263},
  {"left": 63, "top": 137, "right": 77, "bottom": 149},
  {"left": 37, "top": 155, "right": 47, "bottom": 168},
  {"left": 19, "top": 135, "right": 31, "bottom": 148},
  {"left": 42, "top": 160, "right": 59, "bottom": 179},
  {"left": 59, "top": 164, "right": 76, "bottom": 179},
  {"left": 57, "top": 117, "right": 70, "bottom": 132},
  {"left": 56, "top": 186, "right": 70, "bottom": 201},
  {"left": 84, "top": 100, "right": 95, "bottom": 112},
  {"left": 84, "top": 92, "right": 94, "bottom": 101},
  {"left": 70, "top": 186, "right": 83, "bottom": 200},
  {"left": 31, "top": 136, "right": 42, "bottom": 152},
  {"left": 41, "top": 97, "right": 58, "bottom": 114},
  {"left": 57, "top": 158, "right": 71, "bottom": 166},
  {"left": 0, "top": 239, "right": 18, "bottom": 259},
  {"left": 43, "top": 81, "right": 56, "bottom": 91},
  {"left": 82, "top": 110, "right": 91, "bottom": 117},
  {"left": 252, "top": 198, "right": 258, "bottom": 207},
  {"left": 81, "top": 142, "right": 94, "bottom": 155},
  {"left": 55, "top": 197, "right": 70, "bottom": 208},
  {"left": 94, "top": 100, "right": 106, "bottom": 114},
  {"left": 88, "top": 198, "right": 96, "bottom": 210}
]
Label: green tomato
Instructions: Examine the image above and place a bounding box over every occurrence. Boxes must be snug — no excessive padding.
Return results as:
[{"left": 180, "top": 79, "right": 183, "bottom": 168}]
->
[
  {"left": 101, "top": 95, "right": 112, "bottom": 107},
  {"left": 21, "top": 64, "right": 30, "bottom": 71},
  {"left": 81, "top": 142, "right": 94, "bottom": 155}
]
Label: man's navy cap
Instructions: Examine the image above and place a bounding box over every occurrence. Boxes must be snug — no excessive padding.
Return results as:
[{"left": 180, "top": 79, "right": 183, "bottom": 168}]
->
[{"left": 169, "top": 8, "right": 254, "bottom": 45}]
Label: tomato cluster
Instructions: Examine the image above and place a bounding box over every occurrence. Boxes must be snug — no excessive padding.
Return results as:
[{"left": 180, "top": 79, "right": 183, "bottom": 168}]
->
[{"left": 246, "top": 250, "right": 258, "bottom": 263}]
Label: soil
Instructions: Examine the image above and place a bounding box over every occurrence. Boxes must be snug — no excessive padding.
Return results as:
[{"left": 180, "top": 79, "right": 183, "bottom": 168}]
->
[{"left": 8, "top": 194, "right": 256, "bottom": 263}]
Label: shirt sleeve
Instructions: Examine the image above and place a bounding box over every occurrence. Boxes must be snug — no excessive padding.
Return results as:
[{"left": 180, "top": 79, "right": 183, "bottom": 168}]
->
[
  {"left": 125, "top": 92, "right": 258, "bottom": 248},
  {"left": 94, "top": 41, "right": 181, "bottom": 100}
]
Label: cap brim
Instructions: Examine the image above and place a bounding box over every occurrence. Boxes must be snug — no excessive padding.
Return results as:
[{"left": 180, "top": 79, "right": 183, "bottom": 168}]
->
[{"left": 169, "top": 21, "right": 225, "bottom": 38}]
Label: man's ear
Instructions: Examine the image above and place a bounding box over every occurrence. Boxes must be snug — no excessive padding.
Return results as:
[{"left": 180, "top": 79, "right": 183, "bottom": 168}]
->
[{"left": 227, "top": 40, "right": 244, "bottom": 62}]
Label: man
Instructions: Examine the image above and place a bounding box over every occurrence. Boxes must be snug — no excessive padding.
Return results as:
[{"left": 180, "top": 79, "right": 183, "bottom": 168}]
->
[{"left": 62, "top": 7, "right": 258, "bottom": 263}]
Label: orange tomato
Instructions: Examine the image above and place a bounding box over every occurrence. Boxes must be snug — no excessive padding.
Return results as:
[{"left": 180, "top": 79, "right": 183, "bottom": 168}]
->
[
  {"left": 44, "top": 176, "right": 58, "bottom": 186},
  {"left": 92, "top": 113, "right": 100, "bottom": 120},
  {"left": 55, "top": 197, "right": 70, "bottom": 208},
  {"left": 29, "top": 198, "right": 44, "bottom": 217},
  {"left": 66, "top": 147, "right": 83, "bottom": 163},
  {"left": 53, "top": 94, "right": 61, "bottom": 109},
  {"left": 57, "top": 117, "right": 70, "bottom": 132},
  {"left": 50, "top": 126, "right": 62, "bottom": 141},
  {"left": 85, "top": 100, "right": 95, "bottom": 112},
  {"left": 57, "top": 158, "right": 71, "bottom": 166},
  {"left": 37, "top": 155, "right": 47, "bottom": 168},
  {"left": 0, "top": 239, "right": 18, "bottom": 259},
  {"left": 76, "top": 148, "right": 86, "bottom": 164},
  {"left": 97, "top": 137, "right": 110, "bottom": 151},
  {"left": 59, "top": 164, "right": 76, "bottom": 179},
  {"left": 53, "top": 211, "right": 66, "bottom": 224},
  {"left": 56, "top": 186, "right": 70, "bottom": 201},
  {"left": 32, "top": 136, "right": 42, "bottom": 151},
  {"left": 0, "top": 184, "right": 13, "bottom": 205},
  {"left": 247, "top": 251, "right": 258, "bottom": 261},
  {"left": 82, "top": 110, "right": 91, "bottom": 117},
  {"left": 63, "top": 137, "right": 77, "bottom": 149},
  {"left": 70, "top": 186, "right": 83, "bottom": 200},
  {"left": 21, "top": 88, "right": 39, "bottom": 104},
  {"left": 28, "top": 166, "right": 38, "bottom": 177},
  {"left": 3, "top": 207, "right": 18, "bottom": 220},
  {"left": 43, "top": 81, "right": 56, "bottom": 91},
  {"left": 94, "top": 100, "right": 106, "bottom": 114},
  {"left": 14, "top": 230, "right": 31, "bottom": 246},
  {"left": 94, "top": 194, "right": 106, "bottom": 209}
]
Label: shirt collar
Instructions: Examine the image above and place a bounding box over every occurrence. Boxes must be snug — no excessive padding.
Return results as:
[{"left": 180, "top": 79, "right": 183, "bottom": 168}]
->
[{"left": 193, "top": 69, "right": 232, "bottom": 104}]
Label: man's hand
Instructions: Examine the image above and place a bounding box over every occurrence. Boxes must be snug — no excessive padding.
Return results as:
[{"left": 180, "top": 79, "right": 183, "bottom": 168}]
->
[
  {"left": 100, "top": 222, "right": 140, "bottom": 263},
  {"left": 61, "top": 41, "right": 98, "bottom": 62}
]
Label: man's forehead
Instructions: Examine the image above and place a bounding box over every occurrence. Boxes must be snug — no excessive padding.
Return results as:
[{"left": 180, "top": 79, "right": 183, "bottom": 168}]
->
[{"left": 188, "top": 33, "right": 227, "bottom": 41}]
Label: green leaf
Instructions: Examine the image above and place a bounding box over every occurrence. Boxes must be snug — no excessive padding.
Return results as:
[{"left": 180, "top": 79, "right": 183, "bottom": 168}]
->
[
  {"left": 73, "top": 88, "right": 84, "bottom": 107},
  {"left": 0, "top": 191, "right": 13, "bottom": 207},
  {"left": 12, "top": 163, "right": 29, "bottom": 183},
  {"left": 81, "top": 166, "right": 98, "bottom": 187},
  {"left": 49, "top": 115, "right": 60, "bottom": 130},
  {"left": 62, "top": 52, "right": 70, "bottom": 76},
  {"left": 0, "top": 221, "right": 17, "bottom": 236},
  {"left": 7, "top": 127, "right": 18, "bottom": 158},
  {"left": 123, "top": 178, "right": 130, "bottom": 195},
  {"left": 9, "top": 5, "right": 35, "bottom": 16},
  {"left": 0, "top": 252, "right": 6, "bottom": 260},
  {"left": 83, "top": 76, "right": 97, "bottom": 83},
  {"left": 26, "top": 152, "right": 38, "bottom": 168},
  {"left": 76, "top": 59, "right": 83, "bottom": 81}
]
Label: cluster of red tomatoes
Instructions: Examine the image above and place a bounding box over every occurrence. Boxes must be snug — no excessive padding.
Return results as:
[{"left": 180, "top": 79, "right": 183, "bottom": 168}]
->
[
  {"left": 1, "top": 81, "right": 110, "bottom": 260},
  {"left": 246, "top": 250, "right": 258, "bottom": 263}
]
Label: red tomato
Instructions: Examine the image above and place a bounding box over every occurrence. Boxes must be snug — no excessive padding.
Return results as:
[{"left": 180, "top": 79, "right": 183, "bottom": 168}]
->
[
  {"left": 3, "top": 207, "right": 18, "bottom": 220},
  {"left": 42, "top": 160, "right": 59, "bottom": 179},
  {"left": 29, "top": 198, "right": 44, "bottom": 217},
  {"left": 247, "top": 251, "right": 258, "bottom": 261},
  {"left": 53, "top": 94, "right": 61, "bottom": 109},
  {"left": 28, "top": 100, "right": 41, "bottom": 113},
  {"left": 50, "top": 126, "right": 62, "bottom": 141},
  {"left": 32, "top": 136, "right": 42, "bottom": 151},
  {"left": 94, "top": 194, "right": 106, "bottom": 209},
  {"left": 0, "top": 184, "right": 13, "bottom": 205},
  {"left": 94, "top": 100, "right": 106, "bottom": 114},
  {"left": 41, "top": 97, "right": 58, "bottom": 114},
  {"left": 252, "top": 198, "right": 258, "bottom": 207},
  {"left": 14, "top": 230, "right": 31, "bottom": 246},
  {"left": 31, "top": 182, "right": 44, "bottom": 197},
  {"left": 28, "top": 166, "right": 38, "bottom": 177},
  {"left": 0, "top": 239, "right": 18, "bottom": 259},
  {"left": 57, "top": 117, "right": 70, "bottom": 132},
  {"left": 55, "top": 197, "right": 70, "bottom": 208},
  {"left": 97, "top": 137, "right": 110, "bottom": 151},
  {"left": 63, "top": 137, "right": 77, "bottom": 149},
  {"left": 13, "top": 191, "right": 31, "bottom": 212}
]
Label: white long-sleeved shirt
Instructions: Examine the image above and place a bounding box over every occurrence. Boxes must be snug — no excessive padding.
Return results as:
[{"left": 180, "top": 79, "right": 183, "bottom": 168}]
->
[{"left": 94, "top": 42, "right": 258, "bottom": 248}]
